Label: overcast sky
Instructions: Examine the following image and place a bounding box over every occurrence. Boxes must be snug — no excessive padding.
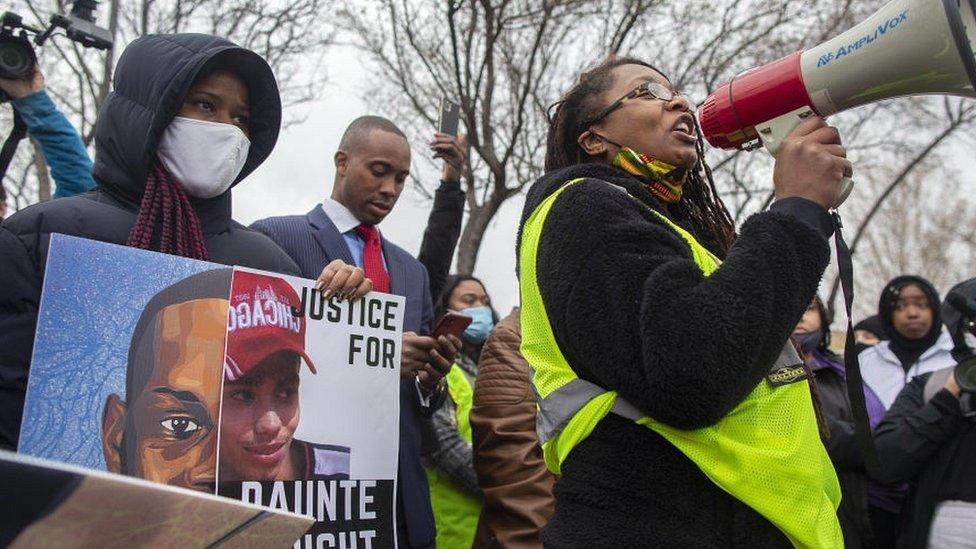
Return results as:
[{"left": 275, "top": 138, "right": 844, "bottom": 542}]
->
[{"left": 234, "top": 47, "right": 524, "bottom": 314}]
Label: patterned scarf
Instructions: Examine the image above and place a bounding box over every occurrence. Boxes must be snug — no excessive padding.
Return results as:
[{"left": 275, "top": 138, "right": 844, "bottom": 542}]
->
[{"left": 612, "top": 147, "right": 688, "bottom": 203}]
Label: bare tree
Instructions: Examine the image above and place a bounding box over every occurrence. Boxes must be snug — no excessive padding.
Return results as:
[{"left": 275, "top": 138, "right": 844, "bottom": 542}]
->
[
  {"left": 824, "top": 96, "right": 976, "bottom": 316},
  {"left": 2, "top": 0, "right": 334, "bottom": 212},
  {"left": 344, "top": 0, "right": 863, "bottom": 274}
]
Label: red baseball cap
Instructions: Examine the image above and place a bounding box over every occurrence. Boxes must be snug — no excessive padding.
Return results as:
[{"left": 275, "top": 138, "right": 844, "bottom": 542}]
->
[{"left": 224, "top": 271, "right": 316, "bottom": 381}]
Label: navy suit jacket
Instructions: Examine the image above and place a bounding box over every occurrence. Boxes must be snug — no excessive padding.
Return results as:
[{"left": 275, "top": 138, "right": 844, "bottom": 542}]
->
[{"left": 252, "top": 206, "right": 441, "bottom": 548}]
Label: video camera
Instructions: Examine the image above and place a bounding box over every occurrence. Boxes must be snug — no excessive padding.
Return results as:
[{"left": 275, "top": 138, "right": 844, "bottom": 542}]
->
[
  {"left": 0, "top": 0, "right": 112, "bottom": 102},
  {"left": 946, "top": 289, "right": 976, "bottom": 418}
]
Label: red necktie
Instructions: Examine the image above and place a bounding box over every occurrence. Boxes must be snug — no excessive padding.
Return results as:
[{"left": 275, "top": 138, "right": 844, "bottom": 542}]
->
[{"left": 354, "top": 224, "right": 390, "bottom": 293}]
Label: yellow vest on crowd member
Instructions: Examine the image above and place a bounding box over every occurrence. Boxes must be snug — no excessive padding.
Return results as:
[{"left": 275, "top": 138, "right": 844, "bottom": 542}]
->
[
  {"left": 519, "top": 178, "right": 843, "bottom": 548},
  {"left": 425, "top": 364, "right": 482, "bottom": 549}
]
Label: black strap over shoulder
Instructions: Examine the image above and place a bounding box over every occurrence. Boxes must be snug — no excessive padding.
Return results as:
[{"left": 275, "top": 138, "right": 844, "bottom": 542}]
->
[{"left": 833, "top": 212, "right": 880, "bottom": 472}]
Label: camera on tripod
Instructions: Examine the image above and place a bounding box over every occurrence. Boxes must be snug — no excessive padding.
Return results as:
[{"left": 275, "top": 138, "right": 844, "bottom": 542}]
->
[{"left": 0, "top": 1, "right": 112, "bottom": 101}]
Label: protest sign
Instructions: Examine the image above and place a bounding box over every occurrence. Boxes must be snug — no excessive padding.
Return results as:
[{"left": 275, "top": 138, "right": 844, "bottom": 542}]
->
[
  {"left": 16, "top": 234, "right": 403, "bottom": 547},
  {"left": 0, "top": 451, "right": 313, "bottom": 548}
]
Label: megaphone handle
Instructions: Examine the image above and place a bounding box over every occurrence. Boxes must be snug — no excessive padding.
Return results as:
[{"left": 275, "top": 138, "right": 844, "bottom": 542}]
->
[
  {"left": 756, "top": 106, "right": 853, "bottom": 208},
  {"left": 836, "top": 176, "right": 854, "bottom": 207}
]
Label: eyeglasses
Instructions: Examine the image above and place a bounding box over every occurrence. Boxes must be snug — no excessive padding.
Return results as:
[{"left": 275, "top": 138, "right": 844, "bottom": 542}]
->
[{"left": 584, "top": 81, "right": 686, "bottom": 127}]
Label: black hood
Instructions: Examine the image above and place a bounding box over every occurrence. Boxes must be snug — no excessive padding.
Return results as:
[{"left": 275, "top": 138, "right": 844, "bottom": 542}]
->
[
  {"left": 92, "top": 33, "right": 281, "bottom": 209},
  {"left": 878, "top": 274, "right": 943, "bottom": 354}
]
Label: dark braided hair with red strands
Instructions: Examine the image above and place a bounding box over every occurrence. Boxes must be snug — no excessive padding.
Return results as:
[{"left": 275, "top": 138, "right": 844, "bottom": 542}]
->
[
  {"left": 546, "top": 55, "right": 736, "bottom": 259},
  {"left": 127, "top": 161, "right": 209, "bottom": 260}
]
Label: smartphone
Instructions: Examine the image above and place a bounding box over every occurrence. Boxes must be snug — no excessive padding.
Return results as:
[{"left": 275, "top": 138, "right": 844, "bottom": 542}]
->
[
  {"left": 431, "top": 311, "right": 472, "bottom": 339},
  {"left": 437, "top": 99, "right": 460, "bottom": 136}
]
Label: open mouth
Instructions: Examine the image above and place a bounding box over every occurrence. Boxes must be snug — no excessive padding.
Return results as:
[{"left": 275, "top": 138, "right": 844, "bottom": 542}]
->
[{"left": 671, "top": 114, "right": 697, "bottom": 142}]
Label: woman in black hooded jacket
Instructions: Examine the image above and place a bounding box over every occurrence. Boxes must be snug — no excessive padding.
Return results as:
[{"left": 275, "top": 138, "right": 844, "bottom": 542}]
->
[
  {"left": 518, "top": 55, "right": 850, "bottom": 546},
  {"left": 0, "top": 34, "right": 302, "bottom": 449}
]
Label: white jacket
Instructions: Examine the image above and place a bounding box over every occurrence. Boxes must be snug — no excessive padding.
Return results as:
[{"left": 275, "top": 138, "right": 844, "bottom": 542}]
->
[{"left": 859, "top": 332, "right": 956, "bottom": 409}]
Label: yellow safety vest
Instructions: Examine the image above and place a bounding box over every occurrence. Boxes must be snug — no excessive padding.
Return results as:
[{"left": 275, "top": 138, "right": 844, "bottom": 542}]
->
[
  {"left": 425, "top": 364, "right": 482, "bottom": 549},
  {"left": 519, "top": 179, "right": 843, "bottom": 548}
]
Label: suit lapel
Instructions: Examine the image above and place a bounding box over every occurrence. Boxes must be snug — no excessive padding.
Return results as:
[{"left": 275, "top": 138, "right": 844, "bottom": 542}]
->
[
  {"left": 381, "top": 237, "right": 406, "bottom": 297},
  {"left": 307, "top": 206, "right": 355, "bottom": 266}
]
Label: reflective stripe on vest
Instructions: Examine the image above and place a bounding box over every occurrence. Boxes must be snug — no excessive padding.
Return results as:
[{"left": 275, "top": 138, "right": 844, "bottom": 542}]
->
[
  {"left": 425, "top": 364, "right": 481, "bottom": 549},
  {"left": 520, "top": 178, "right": 842, "bottom": 548}
]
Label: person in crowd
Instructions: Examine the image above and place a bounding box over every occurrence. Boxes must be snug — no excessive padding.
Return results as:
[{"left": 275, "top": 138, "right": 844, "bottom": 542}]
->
[
  {"left": 792, "top": 297, "right": 887, "bottom": 547},
  {"left": 874, "top": 277, "right": 976, "bottom": 548},
  {"left": 422, "top": 275, "right": 497, "bottom": 548},
  {"left": 0, "top": 33, "right": 377, "bottom": 450},
  {"left": 470, "top": 306, "right": 555, "bottom": 549},
  {"left": 519, "top": 55, "right": 848, "bottom": 546},
  {"left": 419, "top": 133, "right": 467, "bottom": 301},
  {"left": 861, "top": 276, "right": 956, "bottom": 410},
  {"left": 250, "top": 116, "right": 462, "bottom": 549},
  {"left": 101, "top": 268, "right": 231, "bottom": 492},
  {"left": 219, "top": 270, "right": 352, "bottom": 483},
  {"left": 855, "top": 314, "right": 887, "bottom": 354},
  {"left": 1, "top": 66, "right": 95, "bottom": 199},
  {"left": 0, "top": 184, "right": 7, "bottom": 221}
]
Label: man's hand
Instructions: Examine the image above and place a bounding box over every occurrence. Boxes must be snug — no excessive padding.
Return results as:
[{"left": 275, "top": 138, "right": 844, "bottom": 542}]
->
[
  {"left": 315, "top": 259, "right": 372, "bottom": 301},
  {"left": 0, "top": 66, "right": 45, "bottom": 100},
  {"left": 417, "top": 335, "right": 461, "bottom": 392},
  {"left": 773, "top": 115, "right": 850, "bottom": 210},
  {"left": 431, "top": 132, "right": 467, "bottom": 183},
  {"left": 401, "top": 331, "right": 461, "bottom": 390}
]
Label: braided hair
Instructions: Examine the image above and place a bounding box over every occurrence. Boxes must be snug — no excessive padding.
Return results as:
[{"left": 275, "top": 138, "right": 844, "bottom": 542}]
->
[
  {"left": 546, "top": 56, "right": 735, "bottom": 258},
  {"left": 126, "top": 161, "right": 209, "bottom": 260}
]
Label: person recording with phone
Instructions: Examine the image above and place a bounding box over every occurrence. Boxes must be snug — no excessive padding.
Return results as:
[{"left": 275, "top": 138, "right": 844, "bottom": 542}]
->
[
  {"left": 873, "top": 277, "right": 976, "bottom": 548},
  {"left": 422, "top": 275, "right": 497, "bottom": 549},
  {"left": 520, "top": 55, "right": 849, "bottom": 546},
  {"left": 420, "top": 99, "right": 468, "bottom": 302}
]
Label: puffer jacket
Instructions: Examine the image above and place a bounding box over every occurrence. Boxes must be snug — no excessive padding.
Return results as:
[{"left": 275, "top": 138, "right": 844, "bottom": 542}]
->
[
  {"left": 471, "top": 307, "right": 555, "bottom": 548},
  {"left": 0, "top": 33, "right": 300, "bottom": 449}
]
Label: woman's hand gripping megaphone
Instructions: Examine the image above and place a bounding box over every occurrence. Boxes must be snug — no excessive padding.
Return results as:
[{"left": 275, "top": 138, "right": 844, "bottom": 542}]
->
[{"left": 770, "top": 111, "right": 854, "bottom": 210}]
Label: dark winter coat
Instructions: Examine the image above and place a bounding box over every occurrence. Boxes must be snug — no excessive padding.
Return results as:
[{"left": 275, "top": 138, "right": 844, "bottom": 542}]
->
[
  {"left": 0, "top": 34, "right": 300, "bottom": 449},
  {"left": 874, "top": 370, "right": 975, "bottom": 548},
  {"left": 517, "top": 163, "right": 834, "bottom": 547}
]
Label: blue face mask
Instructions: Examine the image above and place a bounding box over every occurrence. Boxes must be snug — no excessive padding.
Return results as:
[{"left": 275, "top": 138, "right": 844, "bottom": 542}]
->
[{"left": 461, "top": 306, "right": 494, "bottom": 344}]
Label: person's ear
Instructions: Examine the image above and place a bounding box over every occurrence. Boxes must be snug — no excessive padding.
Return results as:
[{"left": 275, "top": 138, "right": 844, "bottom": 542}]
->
[
  {"left": 101, "top": 394, "right": 126, "bottom": 474},
  {"left": 334, "top": 150, "right": 348, "bottom": 176},
  {"left": 578, "top": 129, "right": 608, "bottom": 157}
]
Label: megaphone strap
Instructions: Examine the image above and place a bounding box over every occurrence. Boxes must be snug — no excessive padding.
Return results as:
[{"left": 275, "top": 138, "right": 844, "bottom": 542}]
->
[{"left": 832, "top": 211, "right": 881, "bottom": 472}]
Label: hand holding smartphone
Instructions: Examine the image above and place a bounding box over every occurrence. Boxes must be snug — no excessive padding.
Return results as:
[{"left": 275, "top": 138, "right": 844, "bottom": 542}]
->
[
  {"left": 437, "top": 99, "right": 460, "bottom": 136},
  {"left": 431, "top": 311, "right": 472, "bottom": 339}
]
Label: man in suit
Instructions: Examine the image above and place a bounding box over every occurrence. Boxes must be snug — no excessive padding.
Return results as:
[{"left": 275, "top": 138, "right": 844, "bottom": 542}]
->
[{"left": 251, "top": 116, "right": 464, "bottom": 548}]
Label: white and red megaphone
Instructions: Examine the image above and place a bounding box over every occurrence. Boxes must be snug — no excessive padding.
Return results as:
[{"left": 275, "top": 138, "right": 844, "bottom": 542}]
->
[{"left": 699, "top": 0, "right": 976, "bottom": 206}]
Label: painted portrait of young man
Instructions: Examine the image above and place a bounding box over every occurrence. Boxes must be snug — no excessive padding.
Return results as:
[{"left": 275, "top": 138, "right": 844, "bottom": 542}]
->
[{"left": 100, "top": 268, "right": 232, "bottom": 493}]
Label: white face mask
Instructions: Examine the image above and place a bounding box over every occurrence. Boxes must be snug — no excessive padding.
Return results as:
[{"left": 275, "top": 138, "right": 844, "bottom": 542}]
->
[{"left": 156, "top": 116, "right": 251, "bottom": 199}]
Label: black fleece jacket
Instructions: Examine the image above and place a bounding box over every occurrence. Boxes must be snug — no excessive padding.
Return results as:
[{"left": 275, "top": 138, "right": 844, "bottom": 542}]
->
[{"left": 517, "top": 164, "right": 833, "bottom": 547}]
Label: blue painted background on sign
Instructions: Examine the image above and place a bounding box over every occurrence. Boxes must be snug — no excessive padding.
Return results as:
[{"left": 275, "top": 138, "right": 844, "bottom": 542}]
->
[{"left": 18, "top": 234, "right": 221, "bottom": 470}]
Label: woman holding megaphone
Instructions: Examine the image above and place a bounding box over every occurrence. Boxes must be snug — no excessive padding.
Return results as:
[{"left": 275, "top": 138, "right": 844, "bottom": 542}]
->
[{"left": 518, "top": 56, "right": 851, "bottom": 546}]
